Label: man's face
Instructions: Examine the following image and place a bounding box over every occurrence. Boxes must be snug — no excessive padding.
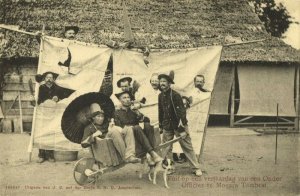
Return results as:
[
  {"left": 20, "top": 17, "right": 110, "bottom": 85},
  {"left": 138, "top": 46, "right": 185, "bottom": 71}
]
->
[
  {"left": 119, "top": 93, "right": 132, "bottom": 107},
  {"left": 159, "top": 78, "right": 170, "bottom": 92},
  {"left": 92, "top": 113, "right": 105, "bottom": 125},
  {"left": 45, "top": 73, "right": 54, "bottom": 85},
  {"left": 194, "top": 76, "right": 205, "bottom": 89},
  {"left": 64, "top": 30, "right": 76, "bottom": 39},
  {"left": 150, "top": 75, "right": 159, "bottom": 90},
  {"left": 120, "top": 81, "right": 130, "bottom": 92}
]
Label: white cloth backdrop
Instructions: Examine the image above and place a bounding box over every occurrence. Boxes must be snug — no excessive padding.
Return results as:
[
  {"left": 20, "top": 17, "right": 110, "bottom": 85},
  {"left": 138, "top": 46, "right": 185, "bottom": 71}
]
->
[
  {"left": 113, "top": 46, "right": 222, "bottom": 155},
  {"left": 30, "top": 36, "right": 112, "bottom": 151}
]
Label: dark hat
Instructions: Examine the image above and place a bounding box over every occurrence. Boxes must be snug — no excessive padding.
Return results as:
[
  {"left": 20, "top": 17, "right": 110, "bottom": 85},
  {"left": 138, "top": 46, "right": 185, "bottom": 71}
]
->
[
  {"left": 64, "top": 26, "right": 79, "bottom": 34},
  {"left": 35, "top": 71, "right": 59, "bottom": 83},
  {"left": 115, "top": 90, "right": 134, "bottom": 100},
  {"left": 117, "top": 77, "right": 133, "bottom": 88},
  {"left": 158, "top": 70, "right": 175, "bottom": 84}
]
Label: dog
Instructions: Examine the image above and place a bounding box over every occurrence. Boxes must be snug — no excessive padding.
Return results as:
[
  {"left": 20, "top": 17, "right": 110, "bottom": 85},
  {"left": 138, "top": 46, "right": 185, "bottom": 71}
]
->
[{"left": 139, "top": 154, "right": 175, "bottom": 188}]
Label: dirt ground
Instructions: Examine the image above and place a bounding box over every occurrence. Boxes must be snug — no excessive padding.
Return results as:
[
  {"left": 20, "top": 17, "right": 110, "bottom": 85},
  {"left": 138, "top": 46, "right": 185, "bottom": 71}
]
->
[{"left": 0, "top": 128, "right": 299, "bottom": 196}]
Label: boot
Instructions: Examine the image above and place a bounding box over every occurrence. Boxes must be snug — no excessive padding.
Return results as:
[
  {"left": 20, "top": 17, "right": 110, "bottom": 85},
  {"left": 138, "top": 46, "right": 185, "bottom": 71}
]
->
[
  {"left": 149, "top": 151, "right": 163, "bottom": 163},
  {"left": 125, "top": 156, "right": 141, "bottom": 163}
]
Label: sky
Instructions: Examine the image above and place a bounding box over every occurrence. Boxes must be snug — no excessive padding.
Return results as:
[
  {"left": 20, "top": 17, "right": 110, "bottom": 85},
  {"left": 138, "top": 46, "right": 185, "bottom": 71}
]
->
[{"left": 276, "top": 0, "right": 300, "bottom": 49}]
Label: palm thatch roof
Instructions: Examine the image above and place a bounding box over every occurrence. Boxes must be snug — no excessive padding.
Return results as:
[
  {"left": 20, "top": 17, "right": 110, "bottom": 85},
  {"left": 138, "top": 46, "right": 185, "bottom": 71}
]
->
[{"left": 0, "top": 0, "right": 299, "bottom": 62}]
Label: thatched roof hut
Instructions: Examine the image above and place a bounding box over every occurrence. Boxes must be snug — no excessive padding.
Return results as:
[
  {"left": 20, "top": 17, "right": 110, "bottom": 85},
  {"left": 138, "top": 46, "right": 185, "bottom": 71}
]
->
[
  {"left": 0, "top": 0, "right": 299, "bottom": 130},
  {"left": 1, "top": 0, "right": 299, "bottom": 62}
]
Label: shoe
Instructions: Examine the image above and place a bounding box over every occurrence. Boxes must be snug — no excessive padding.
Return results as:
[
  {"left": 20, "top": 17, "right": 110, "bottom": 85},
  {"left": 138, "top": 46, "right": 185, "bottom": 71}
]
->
[
  {"left": 125, "top": 156, "right": 141, "bottom": 163},
  {"left": 48, "top": 158, "right": 55, "bottom": 163},
  {"left": 194, "top": 169, "right": 203, "bottom": 176},
  {"left": 37, "top": 158, "right": 45, "bottom": 163}
]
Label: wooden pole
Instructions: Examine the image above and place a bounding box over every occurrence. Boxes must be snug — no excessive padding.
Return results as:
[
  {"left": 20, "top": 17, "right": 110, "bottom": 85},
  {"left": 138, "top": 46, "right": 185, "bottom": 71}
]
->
[
  {"left": 230, "top": 66, "right": 236, "bottom": 127},
  {"left": 295, "top": 67, "right": 299, "bottom": 132},
  {"left": 27, "top": 24, "right": 45, "bottom": 162},
  {"left": 18, "top": 91, "right": 23, "bottom": 134},
  {"left": 0, "top": 24, "right": 36, "bottom": 36},
  {"left": 122, "top": 0, "right": 134, "bottom": 42},
  {"left": 223, "top": 39, "right": 266, "bottom": 47},
  {"left": 275, "top": 103, "right": 279, "bottom": 164}
]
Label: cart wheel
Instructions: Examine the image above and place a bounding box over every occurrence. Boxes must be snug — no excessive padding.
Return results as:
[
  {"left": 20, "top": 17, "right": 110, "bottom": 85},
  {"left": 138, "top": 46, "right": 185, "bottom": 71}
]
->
[{"left": 73, "top": 157, "right": 97, "bottom": 186}]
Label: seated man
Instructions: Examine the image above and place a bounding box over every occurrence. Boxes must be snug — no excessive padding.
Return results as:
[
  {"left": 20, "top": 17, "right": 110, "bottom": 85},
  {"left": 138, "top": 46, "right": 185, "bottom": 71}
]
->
[
  {"left": 114, "top": 91, "right": 162, "bottom": 163},
  {"left": 81, "top": 103, "right": 140, "bottom": 163}
]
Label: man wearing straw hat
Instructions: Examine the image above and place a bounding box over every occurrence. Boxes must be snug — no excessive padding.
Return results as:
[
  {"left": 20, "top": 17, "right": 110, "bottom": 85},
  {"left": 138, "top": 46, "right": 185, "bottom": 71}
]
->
[
  {"left": 158, "top": 71, "right": 203, "bottom": 176},
  {"left": 81, "top": 103, "right": 140, "bottom": 163}
]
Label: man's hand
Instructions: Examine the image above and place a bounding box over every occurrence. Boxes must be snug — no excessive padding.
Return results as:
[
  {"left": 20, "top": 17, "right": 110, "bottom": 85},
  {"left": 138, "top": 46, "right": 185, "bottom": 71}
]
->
[
  {"left": 92, "top": 130, "right": 102, "bottom": 138},
  {"left": 179, "top": 131, "right": 187, "bottom": 139},
  {"left": 52, "top": 96, "right": 59, "bottom": 102},
  {"left": 131, "top": 102, "right": 141, "bottom": 110},
  {"left": 159, "top": 128, "right": 163, "bottom": 134},
  {"left": 184, "top": 124, "right": 190, "bottom": 135},
  {"left": 108, "top": 118, "right": 115, "bottom": 132}
]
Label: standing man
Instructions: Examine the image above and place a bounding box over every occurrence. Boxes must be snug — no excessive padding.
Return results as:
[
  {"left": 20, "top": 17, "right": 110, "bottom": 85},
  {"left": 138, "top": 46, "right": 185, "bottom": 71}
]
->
[
  {"left": 37, "top": 72, "right": 71, "bottom": 163},
  {"left": 114, "top": 91, "right": 162, "bottom": 163},
  {"left": 158, "top": 71, "right": 203, "bottom": 176},
  {"left": 135, "top": 73, "right": 160, "bottom": 125}
]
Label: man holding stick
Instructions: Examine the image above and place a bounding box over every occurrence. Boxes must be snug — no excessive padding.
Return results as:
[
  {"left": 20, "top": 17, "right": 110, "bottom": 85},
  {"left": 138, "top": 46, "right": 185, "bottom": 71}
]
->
[{"left": 158, "top": 71, "right": 203, "bottom": 176}]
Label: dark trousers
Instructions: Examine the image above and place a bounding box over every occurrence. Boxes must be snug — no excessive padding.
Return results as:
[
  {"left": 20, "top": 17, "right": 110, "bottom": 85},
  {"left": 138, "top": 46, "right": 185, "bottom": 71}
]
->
[
  {"left": 132, "top": 125, "right": 154, "bottom": 157},
  {"left": 38, "top": 149, "right": 54, "bottom": 159}
]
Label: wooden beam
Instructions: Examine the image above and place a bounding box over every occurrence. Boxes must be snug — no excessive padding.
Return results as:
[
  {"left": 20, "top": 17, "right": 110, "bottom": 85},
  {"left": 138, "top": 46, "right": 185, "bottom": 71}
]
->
[
  {"left": 279, "top": 117, "right": 294, "bottom": 123},
  {"left": 235, "top": 122, "right": 294, "bottom": 125},
  {"left": 295, "top": 67, "right": 299, "bottom": 131},
  {"left": 18, "top": 91, "right": 23, "bottom": 134},
  {"left": 235, "top": 116, "right": 254, "bottom": 124},
  {"left": 223, "top": 39, "right": 266, "bottom": 47},
  {"left": 230, "top": 66, "right": 236, "bottom": 127},
  {"left": 0, "top": 24, "right": 36, "bottom": 36}
]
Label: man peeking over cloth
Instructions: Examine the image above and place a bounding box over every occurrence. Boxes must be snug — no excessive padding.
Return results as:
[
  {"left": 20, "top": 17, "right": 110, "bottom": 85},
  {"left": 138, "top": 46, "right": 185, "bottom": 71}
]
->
[
  {"left": 36, "top": 71, "right": 73, "bottom": 163},
  {"left": 37, "top": 72, "right": 73, "bottom": 105}
]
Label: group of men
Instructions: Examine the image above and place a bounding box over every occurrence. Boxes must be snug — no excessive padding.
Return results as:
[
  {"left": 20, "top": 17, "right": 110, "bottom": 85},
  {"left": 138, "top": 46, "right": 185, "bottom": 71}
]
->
[
  {"left": 34, "top": 25, "right": 211, "bottom": 177},
  {"left": 110, "top": 72, "right": 209, "bottom": 176}
]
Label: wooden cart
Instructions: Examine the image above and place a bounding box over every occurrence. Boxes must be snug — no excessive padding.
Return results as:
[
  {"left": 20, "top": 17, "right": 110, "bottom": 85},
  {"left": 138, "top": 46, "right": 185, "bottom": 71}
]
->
[{"left": 73, "top": 136, "right": 183, "bottom": 185}]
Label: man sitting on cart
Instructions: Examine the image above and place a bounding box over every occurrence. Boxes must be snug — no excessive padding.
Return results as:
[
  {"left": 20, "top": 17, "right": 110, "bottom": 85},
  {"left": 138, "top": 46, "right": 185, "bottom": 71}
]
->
[
  {"left": 114, "top": 90, "right": 163, "bottom": 163},
  {"left": 81, "top": 103, "right": 140, "bottom": 163}
]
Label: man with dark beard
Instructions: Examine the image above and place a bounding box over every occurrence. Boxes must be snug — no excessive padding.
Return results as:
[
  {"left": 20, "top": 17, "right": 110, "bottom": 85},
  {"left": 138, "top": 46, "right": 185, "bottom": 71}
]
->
[
  {"left": 36, "top": 72, "right": 70, "bottom": 163},
  {"left": 158, "top": 71, "right": 203, "bottom": 176}
]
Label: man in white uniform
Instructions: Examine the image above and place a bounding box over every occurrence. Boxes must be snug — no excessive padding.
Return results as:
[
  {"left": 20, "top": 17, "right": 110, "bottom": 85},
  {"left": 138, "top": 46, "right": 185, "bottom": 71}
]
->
[{"left": 135, "top": 73, "right": 160, "bottom": 126}]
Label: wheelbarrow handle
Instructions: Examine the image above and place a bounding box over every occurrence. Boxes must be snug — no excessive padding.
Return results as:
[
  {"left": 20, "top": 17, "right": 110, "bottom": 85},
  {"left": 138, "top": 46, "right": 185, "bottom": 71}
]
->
[{"left": 154, "top": 135, "right": 183, "bottom": 151}]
